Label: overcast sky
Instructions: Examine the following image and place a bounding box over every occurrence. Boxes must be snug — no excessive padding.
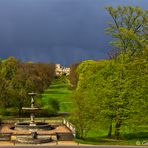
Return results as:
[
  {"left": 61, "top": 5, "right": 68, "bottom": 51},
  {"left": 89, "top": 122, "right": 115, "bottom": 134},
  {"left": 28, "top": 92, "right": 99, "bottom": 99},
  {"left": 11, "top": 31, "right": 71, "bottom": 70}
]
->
[{"left": 0, "top": 0, "right": 147, "bottom": 65}]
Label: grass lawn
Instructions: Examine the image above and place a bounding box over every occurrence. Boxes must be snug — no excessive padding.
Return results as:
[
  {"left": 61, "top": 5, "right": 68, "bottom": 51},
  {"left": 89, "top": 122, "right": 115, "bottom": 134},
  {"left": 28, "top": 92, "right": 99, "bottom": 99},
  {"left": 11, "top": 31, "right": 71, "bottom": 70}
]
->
[
  {"left": 76, "top": 138, "right": 148, "bottom": 145},
  {"left": 41, "top": 79, "right": 73, "bottom": 112},
  {"left": 1, "top": 77, "right": 147, "bottom": 146},
  {"left": 76, "top": 128, "right": 148, "bottom": 145}
]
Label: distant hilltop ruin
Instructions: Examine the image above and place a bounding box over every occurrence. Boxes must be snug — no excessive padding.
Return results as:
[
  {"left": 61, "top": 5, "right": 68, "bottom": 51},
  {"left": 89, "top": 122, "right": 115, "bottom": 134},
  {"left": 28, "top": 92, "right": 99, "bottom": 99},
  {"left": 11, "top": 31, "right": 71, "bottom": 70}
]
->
[{"left": 55, "top": 64, "right": 70, "bottom": 76}]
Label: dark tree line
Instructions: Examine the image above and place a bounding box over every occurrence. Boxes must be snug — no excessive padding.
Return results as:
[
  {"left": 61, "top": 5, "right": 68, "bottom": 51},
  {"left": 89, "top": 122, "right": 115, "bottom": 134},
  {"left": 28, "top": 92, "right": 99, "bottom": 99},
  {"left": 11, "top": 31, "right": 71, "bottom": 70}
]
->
[
  {"left": 68, "top": 62, "right": 80, "bottom": 89},
  {"left": 0, "top": 57, "right": 55, "bottom": 117}
]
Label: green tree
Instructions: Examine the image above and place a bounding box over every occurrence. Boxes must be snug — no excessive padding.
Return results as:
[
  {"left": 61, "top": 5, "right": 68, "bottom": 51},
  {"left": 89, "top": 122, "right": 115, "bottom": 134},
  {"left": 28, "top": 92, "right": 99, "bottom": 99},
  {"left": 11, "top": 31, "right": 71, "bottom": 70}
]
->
[
  {"left": 72, "top": 53, "right": 147, "bottom": 139},
  {"left": 72, "top": 60, "right": 108, "bottom": 139},
  {"left": 71, "top": 6, "right": 148, "bottom": 141},
  {"left": 0, "top": 57, "right": 18, "bottom": 80},
  {"left": 105, "top": 6, "right": 148, "bottom": 139},
  {"left": 106, "top": 6, "right": 147, "bottom": 57},
  {"left": 0, "top": 57, "right": 18, "bottom": 108}
]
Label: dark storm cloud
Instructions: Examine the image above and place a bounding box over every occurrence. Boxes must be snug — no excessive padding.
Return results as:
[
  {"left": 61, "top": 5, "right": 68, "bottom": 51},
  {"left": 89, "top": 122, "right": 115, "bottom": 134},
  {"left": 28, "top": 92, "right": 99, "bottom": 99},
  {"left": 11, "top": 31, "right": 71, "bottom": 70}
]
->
[{"left": 0, "top": 0, "right": 147, "bottom": 65}]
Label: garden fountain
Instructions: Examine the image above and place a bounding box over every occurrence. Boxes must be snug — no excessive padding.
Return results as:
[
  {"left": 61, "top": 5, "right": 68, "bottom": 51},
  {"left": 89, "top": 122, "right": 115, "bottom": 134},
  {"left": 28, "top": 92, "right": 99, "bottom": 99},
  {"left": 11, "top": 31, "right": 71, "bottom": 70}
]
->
[
  {"left": 14, "top": 92, "right": 53, "bottom": 144},
  {"left": 15, "top": 92, "right": 52, "bottom": 131}
]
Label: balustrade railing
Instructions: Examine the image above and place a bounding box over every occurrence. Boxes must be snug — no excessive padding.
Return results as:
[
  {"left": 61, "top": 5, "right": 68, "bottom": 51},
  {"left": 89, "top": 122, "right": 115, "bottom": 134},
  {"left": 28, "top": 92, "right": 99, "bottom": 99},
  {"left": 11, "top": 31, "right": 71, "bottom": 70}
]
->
[{"left": 63, "top": 119, "right": 76, "bottom": 137}]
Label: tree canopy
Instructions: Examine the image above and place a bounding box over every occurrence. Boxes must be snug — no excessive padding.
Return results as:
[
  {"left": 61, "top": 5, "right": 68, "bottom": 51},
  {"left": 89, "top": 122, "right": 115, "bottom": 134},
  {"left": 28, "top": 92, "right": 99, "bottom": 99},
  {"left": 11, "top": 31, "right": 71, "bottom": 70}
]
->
[
  {"left": 0, "top": 57, "right": 55, "bottom": 117},
  {"left": 71, "top": 6, "right": 148, "bottom": 140}
]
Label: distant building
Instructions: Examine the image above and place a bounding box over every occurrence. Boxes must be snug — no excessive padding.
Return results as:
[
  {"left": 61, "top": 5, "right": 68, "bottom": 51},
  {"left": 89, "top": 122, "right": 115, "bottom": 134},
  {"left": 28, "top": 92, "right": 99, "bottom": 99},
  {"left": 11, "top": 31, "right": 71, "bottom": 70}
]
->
[{"left": 55, "top": 64, "right": 70, "bottom": 76}]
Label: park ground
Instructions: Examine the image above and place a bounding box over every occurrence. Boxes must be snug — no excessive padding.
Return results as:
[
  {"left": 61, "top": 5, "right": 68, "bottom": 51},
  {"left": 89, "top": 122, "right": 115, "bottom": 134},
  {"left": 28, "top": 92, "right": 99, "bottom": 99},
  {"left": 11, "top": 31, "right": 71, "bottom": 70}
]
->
[
  {"left": 41, "top": 78, "right": 73, "bottom": 113},
  {"left": 40, "top": 78, "right": 148, "bottom": 146},
  {"left": 0, "top": 78, "right": 147, "bottom": 146}
]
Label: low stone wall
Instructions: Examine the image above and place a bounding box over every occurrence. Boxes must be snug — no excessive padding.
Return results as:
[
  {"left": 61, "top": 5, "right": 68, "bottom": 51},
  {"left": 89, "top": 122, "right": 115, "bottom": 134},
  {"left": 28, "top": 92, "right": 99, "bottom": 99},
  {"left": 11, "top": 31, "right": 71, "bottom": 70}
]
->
[
  {"left": 56, "top": 132, "right": 74, "bottom": 141},
  {"left": 0, "top": 133, "right": 12, "bottom": 141}
]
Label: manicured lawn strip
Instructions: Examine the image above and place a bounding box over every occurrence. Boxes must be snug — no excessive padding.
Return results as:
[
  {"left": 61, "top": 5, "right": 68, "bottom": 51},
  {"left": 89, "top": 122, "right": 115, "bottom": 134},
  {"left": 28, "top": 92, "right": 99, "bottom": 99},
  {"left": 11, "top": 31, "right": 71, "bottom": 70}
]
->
[{"left": 41, "top": 80, "right": 73, "bottom": 112}]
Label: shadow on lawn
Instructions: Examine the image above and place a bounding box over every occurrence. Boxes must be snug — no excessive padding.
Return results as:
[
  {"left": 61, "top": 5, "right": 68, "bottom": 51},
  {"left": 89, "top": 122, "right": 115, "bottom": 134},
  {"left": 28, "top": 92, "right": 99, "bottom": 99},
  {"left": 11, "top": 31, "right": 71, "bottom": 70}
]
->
[
  {"left": 79, "top": 132, "right": 148, "bottom": 144},
  {"left": 123, "top": 132, "right": 148, "bottom": 139},
  {"left": 49, "top": 85, "right": 66, "bottom": 89},
  {"left": 76, "top": 137, "right": 125, "bottom": 145},
  {"left": 83, "top": 137, "right": 121, "bottom": 142},
  {"left": 44, "top": 90, "right": 69, "bottom": 94}
]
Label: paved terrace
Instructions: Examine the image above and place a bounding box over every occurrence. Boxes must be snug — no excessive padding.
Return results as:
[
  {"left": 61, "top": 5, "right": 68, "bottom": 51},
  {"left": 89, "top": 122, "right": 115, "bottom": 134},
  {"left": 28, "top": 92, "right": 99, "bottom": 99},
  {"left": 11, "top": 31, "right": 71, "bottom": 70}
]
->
[{"left": 0, "top": 123, "right": 71, "bottom": 135}]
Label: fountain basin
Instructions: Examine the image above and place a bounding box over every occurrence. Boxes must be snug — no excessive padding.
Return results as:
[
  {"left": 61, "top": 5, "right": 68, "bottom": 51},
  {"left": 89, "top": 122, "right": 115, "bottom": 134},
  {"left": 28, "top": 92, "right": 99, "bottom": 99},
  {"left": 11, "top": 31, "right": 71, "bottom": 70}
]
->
[
  {"left": 22, "top": 107, "right": 41, "bottom": 112},
  {"left": 15, "top": 122, "right": 53, "bottom": 131}
]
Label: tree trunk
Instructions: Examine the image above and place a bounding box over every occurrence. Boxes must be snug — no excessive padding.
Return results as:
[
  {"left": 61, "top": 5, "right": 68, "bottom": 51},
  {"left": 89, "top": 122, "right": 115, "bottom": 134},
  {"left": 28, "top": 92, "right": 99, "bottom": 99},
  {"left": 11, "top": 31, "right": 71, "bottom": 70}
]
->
[
  {"left": 115, "top": 119, "right": 121, "bottom": 140},
  {"left": 18, "top": 107, "right": 22, "bottom": 118},
  {"left": 108, "top": 120, "right": 112, "bottom": 138}
]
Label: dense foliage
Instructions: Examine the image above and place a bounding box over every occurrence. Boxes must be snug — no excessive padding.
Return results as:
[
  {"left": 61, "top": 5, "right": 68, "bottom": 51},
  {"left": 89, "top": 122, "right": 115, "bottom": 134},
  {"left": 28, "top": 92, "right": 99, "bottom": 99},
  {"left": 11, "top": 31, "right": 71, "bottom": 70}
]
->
[
  {"left": 71, "top": 6, "right": 148, "bottom": 140},
  {"left": 0, "top": 57, "right": 55, "bottom": 117}
]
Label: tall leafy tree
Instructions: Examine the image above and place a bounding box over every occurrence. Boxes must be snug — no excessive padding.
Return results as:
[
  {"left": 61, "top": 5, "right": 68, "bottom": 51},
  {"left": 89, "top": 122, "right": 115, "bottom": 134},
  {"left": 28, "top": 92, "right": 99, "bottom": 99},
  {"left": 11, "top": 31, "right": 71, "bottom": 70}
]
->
[
  {"left": 72, "top": 6, "right": 148, "bottom": 141},
  {"left": 106, "top": 6, "right": 147, "bottom": 57},
  {"left": 72, "top": 60, "right": 108, "bottom": 139},
  {"left": 0, "top": 57, "right": 18, "bottom": 108},
  {"left": 105, "top": 6, "right": 148, "bottom": 139}
]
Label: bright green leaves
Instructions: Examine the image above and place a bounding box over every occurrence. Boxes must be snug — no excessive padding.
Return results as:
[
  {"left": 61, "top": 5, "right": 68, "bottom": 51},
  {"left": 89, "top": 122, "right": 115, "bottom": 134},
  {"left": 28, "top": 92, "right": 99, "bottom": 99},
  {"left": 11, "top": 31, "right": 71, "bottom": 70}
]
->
[
  {"left": 73, "top": 55, "right": 147, "bottom": 139},
  {"left": 106, "top": 6, "right": 147, "bottom": 33},
  {"left": 106, "top": 6, "right": 148, "bottom": 57},
  {"left": 0, "top": 57, "right": 18, "bottom": 80},
  {"left": 71, "top": 5, "right": 148, "bottom": 140}
]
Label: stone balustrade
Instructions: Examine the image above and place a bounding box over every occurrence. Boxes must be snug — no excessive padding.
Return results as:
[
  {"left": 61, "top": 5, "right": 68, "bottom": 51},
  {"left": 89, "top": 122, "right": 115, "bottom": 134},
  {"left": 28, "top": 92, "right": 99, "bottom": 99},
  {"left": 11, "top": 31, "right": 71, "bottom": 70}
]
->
[{"left": 63, "top": 119, "right": 76, "bottom": 137}]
